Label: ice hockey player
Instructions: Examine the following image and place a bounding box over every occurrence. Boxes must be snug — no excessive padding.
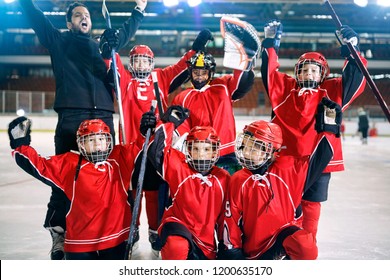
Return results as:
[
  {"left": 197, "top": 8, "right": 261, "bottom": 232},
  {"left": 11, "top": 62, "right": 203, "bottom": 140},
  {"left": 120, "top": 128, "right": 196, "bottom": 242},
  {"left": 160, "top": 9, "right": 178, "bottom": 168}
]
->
[
  {"left": 218, "top": 120, "right": 318, "bottom": 260},
  {"left": 8, "top": 117, "right": 143, "bottom": 260}
]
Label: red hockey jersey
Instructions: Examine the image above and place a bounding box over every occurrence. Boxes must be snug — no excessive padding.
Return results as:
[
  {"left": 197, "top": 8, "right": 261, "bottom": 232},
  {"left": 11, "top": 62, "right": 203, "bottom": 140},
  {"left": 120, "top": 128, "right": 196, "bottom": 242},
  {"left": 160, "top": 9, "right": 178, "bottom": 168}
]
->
[
  {"left": 171, "top": 70, "right": 249, "bottom": 156},
  {"left": 222, "top": 156, "right": 308, "bottom": 259},
  {"left": 12, "top": 144, "right": 140, "bottom": 253},
  {"left": 107, "top": 51, "right": 195, "bottom": 146},
  {"left": 262, "top": 47, "right": 366, "bottom": 172},
  {"left": 150, "top": 122, "right": 230, "bottom": 259}
]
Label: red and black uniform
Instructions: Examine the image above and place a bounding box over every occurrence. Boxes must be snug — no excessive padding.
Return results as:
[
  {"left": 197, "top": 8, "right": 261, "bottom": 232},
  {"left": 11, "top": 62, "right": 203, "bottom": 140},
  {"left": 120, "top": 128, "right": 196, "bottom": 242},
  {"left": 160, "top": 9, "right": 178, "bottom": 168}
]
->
[
  {"left": 171, "top": 70, "right": 254, "bottom": 170},
  {"left": 147, "top": 122, "right": 230, "bottom": 259},
  {"left": 262, "top": 47, "right": 366, "bottom": 175},
  {"left": 12, "top": 144, "right": 140, "bottom": 258},
  {"left": 220, "top": 157, "right": 317, "bottom": 260},
  {"left": 106, "top": 51, "right": 194, "bottom": 232},
  {"left": 261, "top": 45, "right": 367, "bottom": 238}
]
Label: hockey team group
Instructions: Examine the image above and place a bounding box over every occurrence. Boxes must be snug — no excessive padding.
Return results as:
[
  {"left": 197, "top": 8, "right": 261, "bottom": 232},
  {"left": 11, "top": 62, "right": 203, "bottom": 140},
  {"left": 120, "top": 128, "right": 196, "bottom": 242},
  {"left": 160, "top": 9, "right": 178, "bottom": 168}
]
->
[{"left": 7, "top": 0, "right": 367, "bottom": 260}]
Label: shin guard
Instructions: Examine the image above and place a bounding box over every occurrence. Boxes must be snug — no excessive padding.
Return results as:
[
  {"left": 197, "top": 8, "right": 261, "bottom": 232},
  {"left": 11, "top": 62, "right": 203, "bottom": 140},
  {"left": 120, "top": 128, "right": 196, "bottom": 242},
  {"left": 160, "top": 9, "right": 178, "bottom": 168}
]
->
[
  {"left": 161, "top": 235, "right": 190, "bottom": 260},
  {"left": 301, "top": 200, "right": 321, "bottom": 240}
]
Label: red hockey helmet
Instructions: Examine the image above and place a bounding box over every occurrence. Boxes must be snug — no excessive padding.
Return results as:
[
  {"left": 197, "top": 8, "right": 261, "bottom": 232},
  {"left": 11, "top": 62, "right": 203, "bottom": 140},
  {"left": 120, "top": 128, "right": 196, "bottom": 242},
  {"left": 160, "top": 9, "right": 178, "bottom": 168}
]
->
[
  {"left": 77, "top": 119, "right": 113, "bottom": 164},
  {"left": 294, "top": 52, "right": 330, "bottom": 89},
  {"left": 235, "top": 120, "right": 283, "bottom": 170},
  {"left": 128, "top": 45, "right": 155, "bottom": 81},
  {"left": 185, "top": 126, "right": 220, "bottom": 173}
]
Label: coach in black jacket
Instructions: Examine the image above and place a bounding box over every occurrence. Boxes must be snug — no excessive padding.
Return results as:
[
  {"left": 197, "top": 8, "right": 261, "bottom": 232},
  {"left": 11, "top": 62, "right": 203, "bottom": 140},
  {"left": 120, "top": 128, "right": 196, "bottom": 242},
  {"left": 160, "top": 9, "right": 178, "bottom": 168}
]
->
[{"left": 18, "top": 0, "right": 147, "bottom": 259}]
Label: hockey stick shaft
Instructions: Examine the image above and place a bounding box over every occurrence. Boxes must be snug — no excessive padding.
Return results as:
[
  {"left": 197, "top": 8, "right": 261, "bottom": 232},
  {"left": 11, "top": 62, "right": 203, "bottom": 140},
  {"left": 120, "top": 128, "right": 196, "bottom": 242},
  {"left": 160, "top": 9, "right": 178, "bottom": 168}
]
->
[
  {"left": 324, "top": 0, "right": 390, "bottom": 123},
  {"left": 102, "top": 0, "right": 128, "bottom": 143},
  {"left": 125, "top": 100, "right": 157, "bottom": 260},
  {"left": 151, "top": 72, "right": 164, "bottom": 114}
]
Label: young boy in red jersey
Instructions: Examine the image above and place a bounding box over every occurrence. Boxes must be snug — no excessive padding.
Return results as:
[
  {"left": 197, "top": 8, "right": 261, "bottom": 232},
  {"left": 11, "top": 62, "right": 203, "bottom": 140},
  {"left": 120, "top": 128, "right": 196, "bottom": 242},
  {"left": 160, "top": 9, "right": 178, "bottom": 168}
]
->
[
  {"left": 8, "top": 117, "right": 147, "bottom": 260},
  {"left": 140, "top": 106, "right": 230, "bottom": 259},
  {"left": 171, "top": 51, "right": 255, "bottom": 175},
  {"left": 218, "top": 120, "right": 318, "bottom": 260},
  {"left": 261, "top": 20, "right": 367, "bottom": 242}
]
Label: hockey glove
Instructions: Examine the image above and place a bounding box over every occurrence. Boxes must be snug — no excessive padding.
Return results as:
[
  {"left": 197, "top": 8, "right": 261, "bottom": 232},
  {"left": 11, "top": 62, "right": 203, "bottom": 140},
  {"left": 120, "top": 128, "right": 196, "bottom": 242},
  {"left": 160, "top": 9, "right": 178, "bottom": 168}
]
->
[
  {"left": 335, "top": 25, "right": 360, "bottom": 58},
  {"left": 315, "top": 97, "right": 342, "bottom": 137},
  {"left": 135, "top": 0, "right": 147, "bottom": 12},
  {"left": 220, "top": 16, "right": 261, "bottom": 71},
  {"left": 8, "top": 116, "right": 32, "bottom": 149},
  {"left": 192, "top": 29, "right": 214, "bottom": 52},
  {"left": 262, "top": 19, "right": 283, "bottom": 52},
  {"left": 140, "top": 111, "right": 157, "bottom": 137},
  {"left": 161, "top": 105, "right": 190, "bottom": 128},
  {"left": 99, "top": 28, "right": 119, "bottom": 59}
]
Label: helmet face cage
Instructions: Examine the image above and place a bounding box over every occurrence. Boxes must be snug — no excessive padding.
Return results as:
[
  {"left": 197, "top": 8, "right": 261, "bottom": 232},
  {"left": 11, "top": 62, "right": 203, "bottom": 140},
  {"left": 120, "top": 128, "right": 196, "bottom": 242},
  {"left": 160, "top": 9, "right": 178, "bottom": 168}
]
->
[
  {"left": 76, "top": 119, "right": 113, "bottom": 164},
  {"left": 294, "top": 52, "right": 329, "bottom": 89},
  {"left": 185, "top": 126, "right": 220, "bottom": 173},
  {"left": 77, "top": 133, "right": 113, "bottom": 164},
  {"left": 128, "top": 45, "right": 155, "bottom": 81},
  {"left": 235, "top": 133, "right": 274, "bottom": 170},
  {"left": 185, "top": 140, "right": 220, "bottom": 173},
  {"left": 188, "top": 52, "right": 216, "bottom": 89}
]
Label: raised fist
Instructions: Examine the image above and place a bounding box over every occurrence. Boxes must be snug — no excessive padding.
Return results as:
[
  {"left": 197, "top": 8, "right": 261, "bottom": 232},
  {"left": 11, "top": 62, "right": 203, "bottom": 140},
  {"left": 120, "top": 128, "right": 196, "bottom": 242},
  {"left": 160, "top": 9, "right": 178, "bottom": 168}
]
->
[
  {"left": 8, "top": 116, "right": 32, "bottom": 149},
  {"left": 192, "top": 29, "right": 214, "bottom": 52},
  {"left": 161, "top": 105, "right": 190, "bottom": 128},
  {"left": 336, "top": 25, "right": 359, "bottom": 46},
  {"left": 264, "top": 19, "right": 283, "bottom": 39},
  {"left": 140, "top": 111, "right": 156, "bottom": 137},
  {"left": 99, "top": 28, "right": 119, "bottom": 59}
]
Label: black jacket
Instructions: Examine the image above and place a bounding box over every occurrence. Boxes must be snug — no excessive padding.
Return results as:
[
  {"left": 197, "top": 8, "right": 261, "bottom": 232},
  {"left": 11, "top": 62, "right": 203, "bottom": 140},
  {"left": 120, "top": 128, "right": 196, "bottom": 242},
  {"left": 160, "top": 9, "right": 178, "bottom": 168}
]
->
[{"left": 20, "top": 0, "right": 144, "bottom": 112}]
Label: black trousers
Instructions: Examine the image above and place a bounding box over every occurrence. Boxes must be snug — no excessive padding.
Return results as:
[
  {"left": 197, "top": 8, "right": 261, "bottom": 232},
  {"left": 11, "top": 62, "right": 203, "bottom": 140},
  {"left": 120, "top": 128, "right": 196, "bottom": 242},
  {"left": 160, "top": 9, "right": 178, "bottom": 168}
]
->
[
  {"left": 43, "top": 109, "right": 115, "bottom": 229},
  {"left": 65, "top": 242, "right": 126, "bottom": 260}
]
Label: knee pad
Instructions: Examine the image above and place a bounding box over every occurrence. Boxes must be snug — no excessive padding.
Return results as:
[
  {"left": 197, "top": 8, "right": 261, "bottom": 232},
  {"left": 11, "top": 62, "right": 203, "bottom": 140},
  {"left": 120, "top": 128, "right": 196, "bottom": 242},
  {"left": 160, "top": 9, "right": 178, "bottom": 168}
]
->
[
  {"left": 161, "top": 235, "right": 190, "bottom": 260},
  {"left": 283, "top": 229, "right": 318, "bottom": 260}
]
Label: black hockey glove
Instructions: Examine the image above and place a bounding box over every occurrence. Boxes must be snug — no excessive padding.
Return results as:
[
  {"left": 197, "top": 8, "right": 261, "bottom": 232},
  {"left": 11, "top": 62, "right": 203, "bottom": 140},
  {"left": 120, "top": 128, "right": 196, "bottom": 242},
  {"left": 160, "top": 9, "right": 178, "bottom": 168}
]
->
[
  {"left": 262, "top": 19, "right": 283, "bottom": 52},
  {"left": 192, "top": 29, "right": 214, "bottom": 52},
  {"left": 8, "top": 116, "right": 32, "bottom": 149},
  {"left": 140, "top": 111, "right": 157, "bottom": 137},
  {"left": 335, "top": 25, "right": 360, "bottom": 58},
  {"left": 315, "top": 97, "right": 342, "bottom": 137},
  {"left": 99, "top": 28, "right": 119, "bottom": 59},
  {"left": 161, "top": 105, "right": 190, "bottom": 128}
]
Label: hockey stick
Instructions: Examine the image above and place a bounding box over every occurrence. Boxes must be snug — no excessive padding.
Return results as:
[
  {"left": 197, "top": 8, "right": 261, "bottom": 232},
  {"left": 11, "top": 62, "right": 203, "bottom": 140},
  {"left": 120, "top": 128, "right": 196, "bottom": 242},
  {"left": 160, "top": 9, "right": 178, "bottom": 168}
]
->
[
  {"left": 125, "top": 100, "right": 157, "bottom": 260},
  {"left": 102, "top": 0, "right": 127, "bottom": 143},
  {"left": 324, "top": 0, "right": 390, "bottom": 123},
  {"left": 151, "top": 72, "right": 164, "bottom": 115}
]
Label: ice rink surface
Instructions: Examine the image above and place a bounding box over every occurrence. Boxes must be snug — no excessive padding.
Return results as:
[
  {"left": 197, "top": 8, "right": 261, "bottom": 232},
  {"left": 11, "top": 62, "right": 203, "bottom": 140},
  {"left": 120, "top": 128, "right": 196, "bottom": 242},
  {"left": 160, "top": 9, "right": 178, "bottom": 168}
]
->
[{"left": 0, "top": 130, "right": 389, "bottom": 261}]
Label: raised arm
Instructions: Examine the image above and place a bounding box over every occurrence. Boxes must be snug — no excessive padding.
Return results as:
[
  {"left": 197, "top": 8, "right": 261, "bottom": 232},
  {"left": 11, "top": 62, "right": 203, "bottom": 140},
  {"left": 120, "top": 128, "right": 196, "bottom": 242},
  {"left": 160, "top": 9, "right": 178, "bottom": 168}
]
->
[{"left": 99, "top": 0, "right": 147, "bottom": 58}]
